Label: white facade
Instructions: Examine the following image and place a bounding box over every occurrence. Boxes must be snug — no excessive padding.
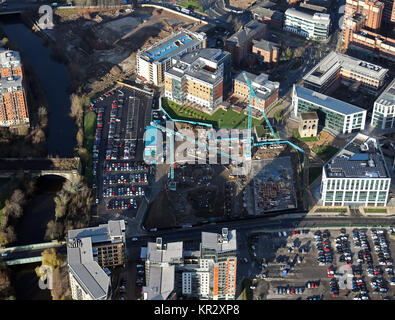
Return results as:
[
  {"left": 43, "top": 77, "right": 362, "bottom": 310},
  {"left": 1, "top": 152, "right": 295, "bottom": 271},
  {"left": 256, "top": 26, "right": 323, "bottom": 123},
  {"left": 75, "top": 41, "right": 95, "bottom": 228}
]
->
[
  {"left": 320, "top": 134, "right": 391, "bottom": 207},
  {"left": 321, "top": 175, "right": 391, "bottom": 207},
  {"left": 284, "top": 8, "right": 331, "bottom": 40},
  {"left": 371, "top": 79, "right": 395, "bottom": 129}
]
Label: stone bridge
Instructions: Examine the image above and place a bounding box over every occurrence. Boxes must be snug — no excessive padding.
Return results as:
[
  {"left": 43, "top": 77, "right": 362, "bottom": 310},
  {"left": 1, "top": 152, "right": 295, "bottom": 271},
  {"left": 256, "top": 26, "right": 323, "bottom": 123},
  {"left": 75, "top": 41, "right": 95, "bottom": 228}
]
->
[{"left": 0, "top": 157, "right": 81, "bottom": 181}]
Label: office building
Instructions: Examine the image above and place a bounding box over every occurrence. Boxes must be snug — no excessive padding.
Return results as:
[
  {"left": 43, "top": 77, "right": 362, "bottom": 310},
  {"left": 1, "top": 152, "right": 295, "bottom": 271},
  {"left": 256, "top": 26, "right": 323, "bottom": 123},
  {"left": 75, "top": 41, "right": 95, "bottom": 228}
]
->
[
  {"left": 233, "top": 71, "right": 279, "bottom": 111},
  {"left": 371, "top": 78, "right": 395, "bottom": 129},
  {"left": 252, "top": 39, "right": 279, "bottom": 63},
  {"left": 292, "top": 85, "right": 367, "bottom": 133},
  {"left": 225, "top": 20, "right": 267, "bottom": 65},
  {"left": 299, "top": 112, "right": 319, "bottom": 137},
  {"left": 0, "top": 49, "right": 29, "bottom": 127},
  {"left": 284, "top": 8, "right": 331, "bottom": 40},
  {"left": 136, "top": 30, "right": 206, "bottom": 86},
  {"left": 345, "top": 0, "right": 384, "bottom": 31},
  {"left": 321, "top": 133, "right": 391, "bottom": 207},
  {"left": 164, "top": 48, "right": 231, "bottom": 112},
  {"left": 303, "top": 51, "right": 388, "bottom": 93},
  {"left": 67, "top": 220, "right": 126, "bottom": 300}
]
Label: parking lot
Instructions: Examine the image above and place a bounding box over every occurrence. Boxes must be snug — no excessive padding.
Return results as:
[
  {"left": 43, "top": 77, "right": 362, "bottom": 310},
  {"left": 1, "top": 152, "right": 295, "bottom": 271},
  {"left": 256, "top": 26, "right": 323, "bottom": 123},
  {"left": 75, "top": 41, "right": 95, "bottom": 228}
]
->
[
  {"left": 89, "top": 86, "right": 155, "bottom": 220},
  {"left": 246, "top": 227, "right": 395, "bottom": 300}
]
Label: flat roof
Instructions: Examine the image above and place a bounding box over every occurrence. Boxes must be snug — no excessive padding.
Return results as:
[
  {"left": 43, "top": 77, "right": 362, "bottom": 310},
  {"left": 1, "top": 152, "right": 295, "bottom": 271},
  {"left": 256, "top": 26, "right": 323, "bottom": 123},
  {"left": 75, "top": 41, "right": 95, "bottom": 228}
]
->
[
  {"left": 375, "top": 78, "right": 395, "bottom": 107},
  {"left": 234, "top": 71, "right": 279, "bottom": 101},
  {"left": 201, "top": 229, "right": 237, "bottom": 252},
  {"left": 67, "top": 237, "right": 110, "bottom": 300},
  {"left": 303, "top": 51, "right": 388, "bottom": 86},
  {"left": 138, "top": 31, "right": 205, "bottom": 64},
  {"left": 285, "top": 8, "right": 330, "bottom": 23},
  {"left": 324, "top": 133, "right": 390, "bottom": 179},
  {"left": 301, "top": 111, "right": 319, "bottom": 120},
  {"left": 294, "top": 85, "right": 366, "bottom": 115}
]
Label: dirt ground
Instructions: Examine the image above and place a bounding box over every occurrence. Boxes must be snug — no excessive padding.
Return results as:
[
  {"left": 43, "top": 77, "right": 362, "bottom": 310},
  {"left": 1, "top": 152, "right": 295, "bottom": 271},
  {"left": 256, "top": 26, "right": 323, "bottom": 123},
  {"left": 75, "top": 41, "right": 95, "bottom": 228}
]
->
[{"left": 51, "top": 7, "right": 203, "bottom": 94}]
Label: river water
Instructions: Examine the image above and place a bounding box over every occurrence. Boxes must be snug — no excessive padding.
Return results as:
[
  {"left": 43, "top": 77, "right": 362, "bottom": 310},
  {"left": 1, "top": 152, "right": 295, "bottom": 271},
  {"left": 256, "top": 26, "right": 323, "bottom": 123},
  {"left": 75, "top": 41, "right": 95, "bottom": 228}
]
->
[
  {"left": 2, "top": 16, "right": 77, "bottom": 157},
  {"left": 1, "top": 15, "right": 76, "bottom": 300}
]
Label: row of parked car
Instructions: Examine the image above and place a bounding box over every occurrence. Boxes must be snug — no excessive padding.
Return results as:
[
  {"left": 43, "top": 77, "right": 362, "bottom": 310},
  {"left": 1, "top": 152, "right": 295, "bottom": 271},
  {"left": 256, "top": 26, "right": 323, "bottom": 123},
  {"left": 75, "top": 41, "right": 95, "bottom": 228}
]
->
[
  {"left": 105, "top": 161, "right": 149, "bottom": 172},
  {"left": 336, "top": 228, "right": 353, "bottom": 265},
  {"left": 371, "top": 229, "right": 393, "bottom": 266},
  {"left": 106, "top": 198, "right": 138, "bottom": 210},
  {"left": 103, "top": 173, "right": 148, "bottom": 185},
  {"left": 275, "top": 286, "right": 305, "bottom": 295},
  {"left": 104, "top": 186, "right": 146, "bottom": 198},
  {"left": 314, "top": 230, "right": 333, "bottom": 265}
]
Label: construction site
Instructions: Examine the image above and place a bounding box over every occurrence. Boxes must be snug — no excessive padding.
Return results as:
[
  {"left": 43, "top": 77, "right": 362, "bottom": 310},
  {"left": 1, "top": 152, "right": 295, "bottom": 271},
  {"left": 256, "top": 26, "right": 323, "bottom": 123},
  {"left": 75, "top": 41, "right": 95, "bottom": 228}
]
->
[
  {"left": 46, "top": 5, "right": 209, "bottom": 94},
  {"left": 143, "top": 121, "right": 304, "bottom": 229}
]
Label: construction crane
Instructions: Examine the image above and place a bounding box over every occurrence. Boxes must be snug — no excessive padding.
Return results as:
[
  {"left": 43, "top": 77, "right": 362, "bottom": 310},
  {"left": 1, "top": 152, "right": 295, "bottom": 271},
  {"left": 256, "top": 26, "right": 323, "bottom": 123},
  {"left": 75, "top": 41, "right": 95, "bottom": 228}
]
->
[
  {"left": 149, "top": 121, "right": 243, "bottom": 190},
  {"left": 242, "top": 72, "right": 278, "bottom": 141}
]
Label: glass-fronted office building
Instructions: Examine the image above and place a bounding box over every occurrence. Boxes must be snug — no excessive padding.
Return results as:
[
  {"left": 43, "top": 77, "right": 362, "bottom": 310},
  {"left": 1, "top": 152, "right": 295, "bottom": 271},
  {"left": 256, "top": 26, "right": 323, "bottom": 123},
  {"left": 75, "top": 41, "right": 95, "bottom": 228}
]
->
[{"left": 292, "top": 85, "right": 366, "bottom": 134}]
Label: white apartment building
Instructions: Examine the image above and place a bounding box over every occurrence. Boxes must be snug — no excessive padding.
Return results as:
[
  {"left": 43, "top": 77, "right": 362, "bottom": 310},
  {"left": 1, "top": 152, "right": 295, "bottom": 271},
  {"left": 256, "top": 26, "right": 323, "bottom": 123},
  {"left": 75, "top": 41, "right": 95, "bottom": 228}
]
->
[
  {"left": 284, "top": 8, "right": 331, "bottom": 40},
  {"left": 136, "top": 30, "right": 206, "bottom": 86},
  {"left": 321, "top": 133, "right": 391, "bottom": 207},
  {"left": 371, "top": 78, "right": 395, "bottom": 129}
]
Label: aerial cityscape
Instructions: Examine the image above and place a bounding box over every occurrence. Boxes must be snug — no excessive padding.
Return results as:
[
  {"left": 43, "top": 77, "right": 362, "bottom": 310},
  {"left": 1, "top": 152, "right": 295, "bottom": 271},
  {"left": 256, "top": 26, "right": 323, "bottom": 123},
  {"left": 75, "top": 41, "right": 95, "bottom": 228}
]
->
[{"left": 0, "top": 0, "right": 394, "bottom": 306}]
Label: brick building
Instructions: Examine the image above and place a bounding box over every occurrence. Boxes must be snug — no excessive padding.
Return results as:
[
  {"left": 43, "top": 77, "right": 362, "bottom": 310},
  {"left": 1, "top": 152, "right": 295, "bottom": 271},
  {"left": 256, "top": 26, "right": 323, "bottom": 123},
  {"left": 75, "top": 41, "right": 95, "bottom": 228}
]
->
[
  {"left": 0, "top": 49, "right": 29, "bottom": 127},
  {"left": 252, "top": 39, "right": 279, "bottom": 63}
]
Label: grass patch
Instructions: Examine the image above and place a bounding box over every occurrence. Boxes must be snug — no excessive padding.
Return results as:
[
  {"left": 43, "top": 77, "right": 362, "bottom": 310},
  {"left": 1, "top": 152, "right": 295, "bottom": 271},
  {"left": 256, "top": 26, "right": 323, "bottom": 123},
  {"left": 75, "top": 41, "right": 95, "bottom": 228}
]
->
[
  {"left": 364, "top": 208, "right": 387, "bottom": 213},
  {"left": 315, "top": 208, "right": 347, "bottom": 213},
  {"left": 293, "top": 128, "right": 318, "bottom": 142},
  {"left": 273, "top": 109, "right": 285, "bottom": 122},
  {"left": 83, "top": 110, "right": 97, "bottom": 185},
  {"left": 162, "top": 98, "right": 269, "bottom": 130},
  {"left": 309, "top": 167, "right": 322, "bottom": 185},
  {"left": 241, "top": 278, "right": 253, "bottom": 300},
  {"left": 179, "top": 0, "right": 204, "bottom": 13},
  {"left": 312, "top": 145, "right": 339, "bottom": 162}
]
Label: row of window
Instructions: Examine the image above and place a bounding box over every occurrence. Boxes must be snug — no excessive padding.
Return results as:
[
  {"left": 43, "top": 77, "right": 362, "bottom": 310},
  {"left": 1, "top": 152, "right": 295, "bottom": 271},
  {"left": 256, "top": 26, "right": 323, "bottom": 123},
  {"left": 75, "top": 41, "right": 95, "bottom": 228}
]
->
[{"left": 326, "top": 178, "right": 390, "bottom": 191}]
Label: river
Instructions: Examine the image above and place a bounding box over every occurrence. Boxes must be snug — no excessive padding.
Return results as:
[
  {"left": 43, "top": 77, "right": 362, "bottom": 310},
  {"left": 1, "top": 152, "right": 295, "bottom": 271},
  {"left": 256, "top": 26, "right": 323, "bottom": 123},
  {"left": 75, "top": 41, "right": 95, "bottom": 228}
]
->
[
  {"left": 1, "top": 15, "right": 77, "bottom": 157},
  {"left": 1, "top": 15, "right": 76, "bottom": 300}
]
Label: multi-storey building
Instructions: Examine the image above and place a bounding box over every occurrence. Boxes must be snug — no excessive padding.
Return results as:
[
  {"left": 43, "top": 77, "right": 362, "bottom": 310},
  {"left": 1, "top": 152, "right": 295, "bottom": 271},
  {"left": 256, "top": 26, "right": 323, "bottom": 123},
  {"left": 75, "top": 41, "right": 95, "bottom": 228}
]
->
[
  {"left": 164, "top": 48, "right": 231, "bottom": 112},
  {"left": 136, "top": 30, "right": 206, "bottom": 86},
  {"left": 143, "top": 229, "right": 237, "bottom": 301},
  {"left": 345, "top": 0, "right": 384, "bottom": 30},
  {"left": 303, "top": 51, "right": 388, "bottom": 93},
  {"left": 371, "top": 78, "right": 395, "bottom": 129},
  {"left": 225, "top": 20, "right": 267, "bottom": 65},
  {"left": 0, "top": 49, "right": 29, "bottom": 127},
  {"left": 292, "top": 85, "right": 367, "bottom": 133},
  {"left": 67, "top": 220, "right": 126, "bottom": 300},
  {"left": 321, "top": 133, "right": 391, "bottom": 207},
  {"left": 197, "top": 228, "right": 237, "bottom": 300},
  {"left": 284, "top": 8, "right": 331, "bottom": 40},
  {"left": 143, "top": 238, "right": 183, "bottom": 300},
  {"left": 252, "top": 39, "right": 279, "bottom": 64},
  {"left": 233, "top": 71, "right": 279, "bottom": 111},
  {"left": 342, "top": 0, "right": 395, "bottom": 61}
]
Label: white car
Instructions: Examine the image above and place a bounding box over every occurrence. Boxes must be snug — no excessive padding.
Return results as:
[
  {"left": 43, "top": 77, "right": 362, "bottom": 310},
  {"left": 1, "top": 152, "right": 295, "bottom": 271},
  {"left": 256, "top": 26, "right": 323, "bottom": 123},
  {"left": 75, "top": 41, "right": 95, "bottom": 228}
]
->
[{"left": 131, "top": 238, "right": 138, "bottom": 241}]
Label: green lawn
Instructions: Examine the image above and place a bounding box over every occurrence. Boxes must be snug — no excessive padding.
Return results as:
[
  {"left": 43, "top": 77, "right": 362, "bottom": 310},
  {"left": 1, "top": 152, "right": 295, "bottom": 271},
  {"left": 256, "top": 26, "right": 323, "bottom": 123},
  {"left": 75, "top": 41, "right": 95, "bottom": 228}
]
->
[
  {"left": 312, "top": 145, "right": 339, "bottom": 162},
  {"left": 293, "top": 128, "right": 318, "bottom": 142},
  {"left": 179, "top": 0, "right": 204, "bottom": 13},
  {"left": 83, "top": 110, "right": 97, "bottom": 185},
  {"left": 309, "top": 167, "right": 322, "bottom": 185},
  {"left": 162, "top": 98, "right": 269, "bottom": 130},
  {"left": 364, "top": 208, "right": 387, "bottom": 213},
  {"left": 315, "top": 208, "right": 347, "bottom": 213}
]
